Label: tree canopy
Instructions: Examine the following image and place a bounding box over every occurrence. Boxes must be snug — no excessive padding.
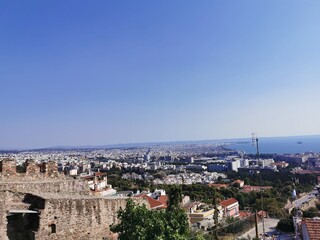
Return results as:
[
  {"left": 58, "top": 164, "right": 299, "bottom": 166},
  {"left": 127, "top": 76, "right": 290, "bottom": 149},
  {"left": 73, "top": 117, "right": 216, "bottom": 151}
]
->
[{"left": 110, "top": 185, "right": 190, "bottom": 240}]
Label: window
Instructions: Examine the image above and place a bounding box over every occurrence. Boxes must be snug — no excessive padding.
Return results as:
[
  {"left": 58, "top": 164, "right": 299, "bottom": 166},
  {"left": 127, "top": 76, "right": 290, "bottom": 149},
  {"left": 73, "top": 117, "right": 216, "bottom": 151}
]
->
[{"left": 50, "top": 224, "right": 56, "bottom": 234}]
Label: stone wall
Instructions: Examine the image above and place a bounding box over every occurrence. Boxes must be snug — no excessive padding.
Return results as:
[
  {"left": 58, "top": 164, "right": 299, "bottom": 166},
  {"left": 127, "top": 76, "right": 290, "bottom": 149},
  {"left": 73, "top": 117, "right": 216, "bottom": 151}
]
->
[
  {"left": 0, "top": 159, "right": 149, "bottom": 240},
  {"left": 0, "top": 159, "right": 17, "bottom": 177},
  {"left": 0, "top": 179, "right": 89, "bottom": 195},
  {"left": 0, "top": 159, "right": 63, "bottom": 181},
  {"left": 0, "top": 190, "right": 34, "bottom": 240},
  {"left": 0, "top": 191, "right": 8, "bottom": 239},
  {"left": 0, "top": 190, "right": 147, "bottom": 240},
  {"left": 46, "top": 161, "right": 59, "bottom": 178},
  {"left": 26, "top": 159, "right": 41, "bottom": 177},
  {"left": 36, "top": 197, "right": 144, "bottom": 240}
]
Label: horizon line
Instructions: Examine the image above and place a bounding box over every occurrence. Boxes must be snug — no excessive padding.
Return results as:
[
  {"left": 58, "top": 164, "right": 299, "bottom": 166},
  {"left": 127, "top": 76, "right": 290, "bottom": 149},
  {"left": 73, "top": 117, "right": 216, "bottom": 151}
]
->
[{"left": 1, "top": 133, "right": 319, "bottom": 151}]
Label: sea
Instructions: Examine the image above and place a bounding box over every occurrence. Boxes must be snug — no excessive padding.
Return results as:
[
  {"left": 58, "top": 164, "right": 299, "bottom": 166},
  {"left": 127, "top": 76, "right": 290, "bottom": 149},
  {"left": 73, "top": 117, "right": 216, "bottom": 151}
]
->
[
  {"left": 2, "top": 135, "right": 320, "bottom": 155},
  {"left": 225, "top": 135, "right": 320, "bottom": 155}
]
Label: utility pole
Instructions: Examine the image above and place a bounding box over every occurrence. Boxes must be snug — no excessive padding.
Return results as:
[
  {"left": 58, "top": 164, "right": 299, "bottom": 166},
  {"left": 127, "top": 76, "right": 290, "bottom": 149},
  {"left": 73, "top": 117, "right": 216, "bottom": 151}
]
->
[
  {"left": 255, "top": 211, "right": 259, "bottom": 239},
  {"left": 252, "top": 133, "right": 260, "bottom": 166},
  {"left": 252, "top": 133, "right": 265, "bottom": 238},
  {"left": 259, "top": 171, "right": 265, "bottom": 238}
]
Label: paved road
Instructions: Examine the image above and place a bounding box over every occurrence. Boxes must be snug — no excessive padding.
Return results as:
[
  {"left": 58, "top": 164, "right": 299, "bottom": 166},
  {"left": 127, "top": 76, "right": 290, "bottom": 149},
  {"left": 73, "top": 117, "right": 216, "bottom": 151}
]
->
[
  {"left": 240, "top": 218, "right": 295, "bottom": 240},
  {"left": 275, "top": 233, "right": 295, "bottom": 240},
  {"left": 293, "top": 189, "right": 318, "bottom": 208},
  {"left": 286, "top": 187, "right": 320, "bottom": 212},
  {"left": 240, "top": 218, "right": 280, "bottom": 239}
]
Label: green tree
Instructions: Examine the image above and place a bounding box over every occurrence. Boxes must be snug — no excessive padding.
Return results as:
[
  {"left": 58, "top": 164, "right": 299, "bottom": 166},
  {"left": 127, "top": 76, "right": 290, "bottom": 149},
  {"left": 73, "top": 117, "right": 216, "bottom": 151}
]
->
[
  {"left": 164, "top": 185, "right": 189, "bottom": 239},
  {"left": 244, "top": 177, "right": 251, "bottom": 185},
  {"left": 277, "top": 218, "right": 294, "bottom": 232},
  {"left": 110, "top": 186, "right": 190, "bottom": 240},
  {"left": 164, "top": 208, "right": 190, "bottom": 240},
  {"left": 210, "top": 190, "right": 220, "bottom": 240},
  {"left": 189, "top": 231, "right": 206, "bottom": 240},
  {"left": 110, "top": 199, "right": 159, "bottom": 239},
  {"left": 236, "top": 193, "right": 247, "bottom": 210},
  {"left": 167, "top": 185, "right": 183, "bottom": 211},
  {"left": 254, "top": 198, "right": 286, "bottom": 218},
  {"left": 303, "top": 207, "right": 319, "bottom": 218}
]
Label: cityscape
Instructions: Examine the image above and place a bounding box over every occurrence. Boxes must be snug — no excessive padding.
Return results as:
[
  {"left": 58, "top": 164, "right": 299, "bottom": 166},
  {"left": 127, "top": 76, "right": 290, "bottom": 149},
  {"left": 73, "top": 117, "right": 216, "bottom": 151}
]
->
[
  {"left": 1, "top": 1, "right": 320, "bottom": 240},
  {"left": 1, "top": 138, "right": 320, "bottom": 239}
]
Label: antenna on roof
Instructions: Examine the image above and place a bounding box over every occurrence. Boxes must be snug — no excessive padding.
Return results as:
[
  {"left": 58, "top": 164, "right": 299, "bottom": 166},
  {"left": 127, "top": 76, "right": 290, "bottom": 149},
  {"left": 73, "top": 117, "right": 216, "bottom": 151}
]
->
[
  {"left": 252, "top": 132, "right": 257, "bottom": 146},
  {"left": 251, "top": 132, "right": 259, "bottom": 161},
  {"left": 252, "top": 132, "right": 265, "bottom": 238}
]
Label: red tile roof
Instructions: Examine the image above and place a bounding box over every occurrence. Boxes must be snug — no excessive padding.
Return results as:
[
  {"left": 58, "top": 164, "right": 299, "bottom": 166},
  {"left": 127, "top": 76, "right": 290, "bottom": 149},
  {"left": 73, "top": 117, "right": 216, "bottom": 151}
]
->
[
  {"left": 135, "top": 194, "right": 164, "bottom": 209},
  {"left": 146, "top": 196, "right": 164, "bottom": 209},
  {"left": 302, "top": 219, "right": 320, "bottom": 240},
  {"left": 234, "top": 180, "right": 244, "bottom": 183},
  {"left": 294, "top": 170, "right": 320, "bottom": 175},
  {"left": 257, "top": 210, "right": 268, "bottom": 218},
  {"left": 94, "top": 172, "right": 106, "bottom": 177},
  {"left": 239, "top": 211, "right": 252, "bottom": 218},
  {"left": 232, "top": 180, "right": 244, "bottom": 186},
  {"left": 241, "top": 185, "right": 272, "bottom": 193},
  {"left": 158, "top": 196, "right": 168, "bottom": 209},
  {"left": 220, "top": 198, "right": 238, "bottom": 208},
  {"left": 208, "top": 183, "right": 229, "bottom": 189},
  {"left": 80, "top": 176, "right": 94, "bottom": 180}
]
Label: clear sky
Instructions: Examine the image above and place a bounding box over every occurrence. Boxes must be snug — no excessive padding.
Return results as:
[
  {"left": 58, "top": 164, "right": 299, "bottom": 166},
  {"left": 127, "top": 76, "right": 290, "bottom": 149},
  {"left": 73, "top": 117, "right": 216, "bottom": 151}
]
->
[{"left": 1, "top": 1, "right": 320, "bottom": 149}]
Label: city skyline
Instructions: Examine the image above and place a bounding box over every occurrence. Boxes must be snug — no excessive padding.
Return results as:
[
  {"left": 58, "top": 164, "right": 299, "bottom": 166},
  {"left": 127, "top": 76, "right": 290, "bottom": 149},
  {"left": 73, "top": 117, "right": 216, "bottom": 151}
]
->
[{"left": 1, "top": 1, "right": 320, "bottom": 148}]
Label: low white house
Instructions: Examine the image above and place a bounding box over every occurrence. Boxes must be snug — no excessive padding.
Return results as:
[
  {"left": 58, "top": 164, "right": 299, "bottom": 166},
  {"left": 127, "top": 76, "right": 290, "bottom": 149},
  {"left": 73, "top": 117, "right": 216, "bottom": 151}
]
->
[{"left": 220, "top": 198, "right": 239, "bottom": 218}]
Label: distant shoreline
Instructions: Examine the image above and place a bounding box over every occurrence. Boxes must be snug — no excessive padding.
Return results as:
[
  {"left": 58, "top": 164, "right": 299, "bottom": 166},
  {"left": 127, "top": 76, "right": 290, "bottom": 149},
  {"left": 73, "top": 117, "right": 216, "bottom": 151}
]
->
[{"left": 1, "top": 134, "right": 320, "bottom": 153}]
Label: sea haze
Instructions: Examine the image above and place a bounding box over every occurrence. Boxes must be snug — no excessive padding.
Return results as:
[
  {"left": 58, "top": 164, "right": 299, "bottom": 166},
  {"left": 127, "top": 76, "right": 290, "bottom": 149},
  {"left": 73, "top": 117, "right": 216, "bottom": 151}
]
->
[
  {"left": 1, "top": 135, "right": 320, "bottom": 154},
  {"left": 228, "top": 135, "right": 320, "bottom": 154}
]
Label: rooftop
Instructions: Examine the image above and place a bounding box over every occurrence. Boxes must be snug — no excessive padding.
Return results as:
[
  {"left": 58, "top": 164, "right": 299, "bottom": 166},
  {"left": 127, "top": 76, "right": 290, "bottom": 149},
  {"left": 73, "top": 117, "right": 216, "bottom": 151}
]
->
[
  {"left": 302, "top": 218, "right": 320, "bottom": 240},
  {"left": 220, "top": 198, "right": 238, "bottom": 207},
  {"left": 135, "top": 194, "right": 164, "bottom": 209}
]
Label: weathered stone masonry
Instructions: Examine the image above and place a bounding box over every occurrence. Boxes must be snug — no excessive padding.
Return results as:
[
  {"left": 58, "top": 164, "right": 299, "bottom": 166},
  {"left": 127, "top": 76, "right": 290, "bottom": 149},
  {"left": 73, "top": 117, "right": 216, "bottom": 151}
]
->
[
  {"left": 0, "top": 159, "right": 147, "bottom": 240},
  {"left": 36, "top": 196, "right": 133, "bottom": 240}
]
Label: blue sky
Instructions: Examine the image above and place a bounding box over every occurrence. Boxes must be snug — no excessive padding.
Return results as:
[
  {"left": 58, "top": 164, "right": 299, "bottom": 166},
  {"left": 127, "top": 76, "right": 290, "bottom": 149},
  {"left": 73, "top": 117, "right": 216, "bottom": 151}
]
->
[{"left": 1, "top": 1, "right": 320, "bottom": 148}]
